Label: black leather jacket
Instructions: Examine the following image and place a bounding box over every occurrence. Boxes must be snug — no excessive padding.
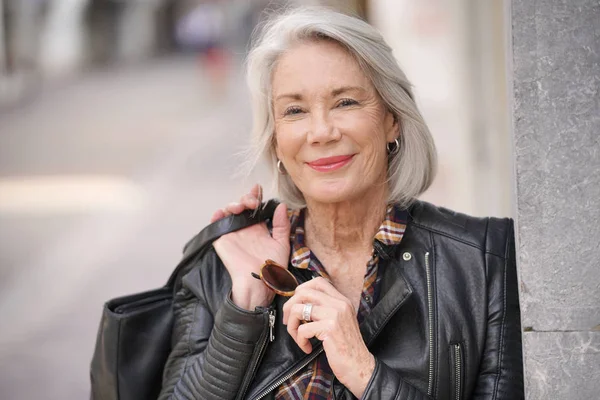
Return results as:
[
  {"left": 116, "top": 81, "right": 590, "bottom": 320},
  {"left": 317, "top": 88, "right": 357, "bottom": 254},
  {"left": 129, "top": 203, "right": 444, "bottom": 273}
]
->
[{"left": 158, "top": 201, "right": 524, "bottom": 400}]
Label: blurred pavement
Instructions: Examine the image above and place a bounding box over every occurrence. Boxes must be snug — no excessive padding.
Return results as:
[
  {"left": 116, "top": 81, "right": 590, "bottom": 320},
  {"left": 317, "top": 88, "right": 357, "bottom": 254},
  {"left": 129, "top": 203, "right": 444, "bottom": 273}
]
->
[{"left": 0, "top": 55, "right": 268, "bottom": 400}]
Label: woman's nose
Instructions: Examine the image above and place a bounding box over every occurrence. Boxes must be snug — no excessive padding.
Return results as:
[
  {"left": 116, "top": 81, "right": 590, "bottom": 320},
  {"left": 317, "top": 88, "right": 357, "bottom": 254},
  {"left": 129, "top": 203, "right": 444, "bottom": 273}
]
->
[{"left": 307, "top": 111, "right": 340, "bottom": 144}]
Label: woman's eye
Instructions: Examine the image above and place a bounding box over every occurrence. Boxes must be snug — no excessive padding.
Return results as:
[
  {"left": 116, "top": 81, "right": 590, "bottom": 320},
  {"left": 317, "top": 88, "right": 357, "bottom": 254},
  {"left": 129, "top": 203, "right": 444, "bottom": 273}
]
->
[
  {"left": 337, "top": 98, "right": 358, "bottom": 107},
  {"left": 283, "top": 106, "right": 303, "bottom": 116}
]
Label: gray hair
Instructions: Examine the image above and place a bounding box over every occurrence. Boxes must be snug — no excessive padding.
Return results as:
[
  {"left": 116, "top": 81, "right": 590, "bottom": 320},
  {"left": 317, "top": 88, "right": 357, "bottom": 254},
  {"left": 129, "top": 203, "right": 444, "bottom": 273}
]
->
[{"left": 245, "top": 6, "right": 437, "bottom": 209}]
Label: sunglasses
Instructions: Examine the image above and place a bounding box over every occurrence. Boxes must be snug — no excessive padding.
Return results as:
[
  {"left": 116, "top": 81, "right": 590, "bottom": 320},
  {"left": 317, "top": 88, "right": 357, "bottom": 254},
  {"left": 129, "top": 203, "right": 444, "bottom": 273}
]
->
[{"left": 251, "top": 259, "right": 299, "bottom": 297}]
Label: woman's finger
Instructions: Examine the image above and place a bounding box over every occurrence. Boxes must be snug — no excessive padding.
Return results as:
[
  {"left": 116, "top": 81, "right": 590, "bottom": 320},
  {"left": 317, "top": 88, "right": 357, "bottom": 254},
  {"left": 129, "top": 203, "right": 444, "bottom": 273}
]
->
[
  {"left": 286, "top": 303, "right": 317, "bottom": 340},
  {"left": 295, "top": 320, "right": 333, "bottom": 354},
  {"left": 282, "top": 287, "right": 332, "bottom": 325},
  {"left": 286, "top": 303, "right": 324, "bottom": 346},
  {"left": 250, "top": 184, "right": 263, "bottom": 204},
  {"left": 283, "top": 287, "right": 353, "bottom": 326},
  {"left": 240, "top": 192, "right": 260, "bottom": 209},
  {"left": 224, "top": 202, "right": 246, "bottom": 215},
  {"left": 210, "top": 209, "right": 225, "bottom": 223},
  {"left": 271, "top": 203, "right": 291, "bottom": 245},
  {"left": 291, "top": 303, "right": 330, "bottom": 323},
  {"left": 285, "top": 302, "right": 332, "bottom": 343},
  {"left": 212, "top": 186, "right": 261, "bottom": 224},
  {"left": 286, "top": 307, "right": 302, "bottom": 343},
  {"left": 296, "top": 276, "right": 347, "bottom": 302}
]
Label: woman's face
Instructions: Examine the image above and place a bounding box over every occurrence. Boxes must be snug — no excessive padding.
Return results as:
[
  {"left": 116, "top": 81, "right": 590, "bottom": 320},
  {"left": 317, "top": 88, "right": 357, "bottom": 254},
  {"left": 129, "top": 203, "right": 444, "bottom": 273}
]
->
[{"left": 272, "top": 40, "right": 397, "bottom": 205}]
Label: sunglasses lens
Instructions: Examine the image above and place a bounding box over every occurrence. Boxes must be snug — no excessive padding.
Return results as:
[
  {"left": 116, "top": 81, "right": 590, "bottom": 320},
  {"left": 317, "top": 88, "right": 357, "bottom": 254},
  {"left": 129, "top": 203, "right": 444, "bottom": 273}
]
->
[{"left": 262, "top": 264, "right": 298, "bottom": 293}]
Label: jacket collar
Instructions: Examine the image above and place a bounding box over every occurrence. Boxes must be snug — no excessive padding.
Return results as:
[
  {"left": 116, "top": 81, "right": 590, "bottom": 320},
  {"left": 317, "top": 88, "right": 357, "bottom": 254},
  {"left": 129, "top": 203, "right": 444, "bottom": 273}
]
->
[{"left": 360, "top": 255, "right": 413, "bottom": 346}]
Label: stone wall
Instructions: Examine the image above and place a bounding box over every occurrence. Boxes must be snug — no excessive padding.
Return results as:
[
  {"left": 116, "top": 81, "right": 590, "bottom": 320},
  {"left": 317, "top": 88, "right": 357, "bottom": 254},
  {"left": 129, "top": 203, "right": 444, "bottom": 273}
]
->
[{"left": 510, "top": 0, "right": 600, "bottom": 398}]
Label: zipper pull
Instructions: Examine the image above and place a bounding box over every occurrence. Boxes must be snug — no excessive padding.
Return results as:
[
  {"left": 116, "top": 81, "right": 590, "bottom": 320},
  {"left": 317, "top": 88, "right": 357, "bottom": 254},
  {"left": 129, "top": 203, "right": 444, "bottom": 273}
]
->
[{"left": 268, "top": 309, "right": 276, "bottom": 342}]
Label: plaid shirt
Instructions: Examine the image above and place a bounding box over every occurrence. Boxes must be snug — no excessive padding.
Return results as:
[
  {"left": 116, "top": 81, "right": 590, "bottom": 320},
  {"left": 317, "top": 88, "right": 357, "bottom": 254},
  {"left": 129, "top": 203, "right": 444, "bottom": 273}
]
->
[{"left": 274, "top": 205, "right": 409, "bottom": 400}]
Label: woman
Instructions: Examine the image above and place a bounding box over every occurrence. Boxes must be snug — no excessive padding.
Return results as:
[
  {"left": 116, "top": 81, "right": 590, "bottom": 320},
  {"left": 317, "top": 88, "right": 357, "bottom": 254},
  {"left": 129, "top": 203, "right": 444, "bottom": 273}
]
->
[{"left": 158, "top": 7, "right": 523, "bottom": 400}]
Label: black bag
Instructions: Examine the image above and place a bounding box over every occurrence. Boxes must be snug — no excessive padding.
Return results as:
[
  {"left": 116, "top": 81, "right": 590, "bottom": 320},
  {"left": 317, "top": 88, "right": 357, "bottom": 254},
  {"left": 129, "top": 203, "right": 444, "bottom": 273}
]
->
[{"left": 90, "top": 201, "right": 279, "bottom": 400}]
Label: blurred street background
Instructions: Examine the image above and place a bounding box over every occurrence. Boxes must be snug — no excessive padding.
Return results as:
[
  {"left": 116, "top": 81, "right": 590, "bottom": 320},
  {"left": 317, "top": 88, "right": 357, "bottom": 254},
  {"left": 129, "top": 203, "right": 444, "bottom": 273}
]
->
[{"left": 0, "top": 0, "right": 512, "bottom": 399}]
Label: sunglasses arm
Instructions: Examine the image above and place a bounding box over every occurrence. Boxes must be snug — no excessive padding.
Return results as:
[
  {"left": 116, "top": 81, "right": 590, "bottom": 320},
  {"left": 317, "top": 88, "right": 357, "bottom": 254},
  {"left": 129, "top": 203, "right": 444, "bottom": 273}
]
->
[{"left": 251, "top": 272, "right": 262, "bottom": 280}]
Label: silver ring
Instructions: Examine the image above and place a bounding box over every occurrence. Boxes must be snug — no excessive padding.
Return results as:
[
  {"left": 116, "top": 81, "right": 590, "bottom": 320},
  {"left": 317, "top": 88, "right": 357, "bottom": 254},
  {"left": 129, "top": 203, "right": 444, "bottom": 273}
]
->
[{"left": 302, "top": 303, "right": 313, "bottom": 322}]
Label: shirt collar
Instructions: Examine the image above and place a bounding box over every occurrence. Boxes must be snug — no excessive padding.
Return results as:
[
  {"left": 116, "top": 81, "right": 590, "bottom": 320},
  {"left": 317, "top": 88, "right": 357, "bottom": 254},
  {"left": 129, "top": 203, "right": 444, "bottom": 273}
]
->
[{"left": 289, "top": 204, "right": 409, "bottom": 268}]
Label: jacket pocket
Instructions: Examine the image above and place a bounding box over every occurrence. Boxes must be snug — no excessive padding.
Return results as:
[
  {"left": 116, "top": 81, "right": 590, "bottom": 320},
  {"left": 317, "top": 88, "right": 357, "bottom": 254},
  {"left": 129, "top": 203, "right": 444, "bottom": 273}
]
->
[{"left": 449, "top": 342, "right": 464, "bottom": 400}]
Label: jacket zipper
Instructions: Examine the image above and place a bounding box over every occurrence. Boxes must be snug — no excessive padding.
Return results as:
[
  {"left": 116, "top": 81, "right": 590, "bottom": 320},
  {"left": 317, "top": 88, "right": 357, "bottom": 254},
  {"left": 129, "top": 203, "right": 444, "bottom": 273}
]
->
[
  {"left": 246, "top": 271, "right": 318, "bottom": 399},
  {"left": 451, "top": 343, "right": 463, "bottom": 400},
  {"left": 425, "top": 252, "right": 435, "bottom": 396},
  {"left": 268, "top": 311, "right": 276, "bottom": 342},
  {"left": 237, "top": 308, "right": 276, "bottom": 400},
  {"left": 252, "top": 346, "right": 324, "bottom": 400}
]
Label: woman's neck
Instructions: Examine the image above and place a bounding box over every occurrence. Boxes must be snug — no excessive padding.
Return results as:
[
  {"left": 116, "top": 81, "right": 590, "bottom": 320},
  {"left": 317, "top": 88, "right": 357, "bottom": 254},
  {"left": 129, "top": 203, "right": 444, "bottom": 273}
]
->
[{"left": 303, "top": 186, "right": 389, "bottom": 257}]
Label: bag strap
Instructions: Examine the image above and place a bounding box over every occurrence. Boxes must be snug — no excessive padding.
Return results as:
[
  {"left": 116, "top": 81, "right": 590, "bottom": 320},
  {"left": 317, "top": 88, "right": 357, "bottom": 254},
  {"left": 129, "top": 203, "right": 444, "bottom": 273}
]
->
[{"left": 165, "top": 199, "right": 280, "bottom": 288}]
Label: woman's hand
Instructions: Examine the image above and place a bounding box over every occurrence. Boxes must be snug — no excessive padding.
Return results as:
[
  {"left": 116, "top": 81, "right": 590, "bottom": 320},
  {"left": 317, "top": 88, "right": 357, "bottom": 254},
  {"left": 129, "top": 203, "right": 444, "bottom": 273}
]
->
[
  {"left": 211, "top": 184, "right": 290, "bottom": 311},
  {"left": 282, "top": 277, "right": 376, "bottom": 398}
]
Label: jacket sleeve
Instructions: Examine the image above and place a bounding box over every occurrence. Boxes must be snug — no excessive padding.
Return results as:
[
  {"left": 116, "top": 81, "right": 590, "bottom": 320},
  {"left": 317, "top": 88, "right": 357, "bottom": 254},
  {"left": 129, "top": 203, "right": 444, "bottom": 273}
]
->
[
  {"left": 158, "top": 255, "right": 271, "bottom": 400},
  {"left": 472, "top": 218, "right": 524, "bottom": 399}
]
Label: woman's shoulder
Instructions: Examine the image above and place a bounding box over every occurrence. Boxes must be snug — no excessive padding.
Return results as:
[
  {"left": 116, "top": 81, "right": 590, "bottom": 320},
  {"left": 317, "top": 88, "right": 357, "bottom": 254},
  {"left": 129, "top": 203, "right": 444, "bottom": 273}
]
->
[{"left": 408, "top": 200, "right": 513, "bottom": 258}]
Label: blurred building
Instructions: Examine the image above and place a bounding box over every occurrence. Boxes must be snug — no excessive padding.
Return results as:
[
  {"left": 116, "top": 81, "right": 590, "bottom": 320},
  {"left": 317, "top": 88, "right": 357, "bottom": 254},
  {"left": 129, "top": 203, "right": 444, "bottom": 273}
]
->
[{"left": 370, "top": 0, "right": 512, "bottom": 217}]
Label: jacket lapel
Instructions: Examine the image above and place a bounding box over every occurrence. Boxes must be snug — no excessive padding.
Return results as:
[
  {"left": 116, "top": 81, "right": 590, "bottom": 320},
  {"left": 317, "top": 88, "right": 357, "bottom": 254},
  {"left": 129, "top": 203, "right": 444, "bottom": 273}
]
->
[{"left": 360, "top": 257, "right": 413, "bottom": 346}]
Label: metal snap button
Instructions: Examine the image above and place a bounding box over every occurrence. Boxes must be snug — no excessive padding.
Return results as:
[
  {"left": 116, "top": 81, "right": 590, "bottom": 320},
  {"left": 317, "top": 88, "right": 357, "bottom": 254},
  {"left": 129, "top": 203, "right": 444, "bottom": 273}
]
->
[{"left": 402, "top": 252, "right": 412, "bottom": 261}]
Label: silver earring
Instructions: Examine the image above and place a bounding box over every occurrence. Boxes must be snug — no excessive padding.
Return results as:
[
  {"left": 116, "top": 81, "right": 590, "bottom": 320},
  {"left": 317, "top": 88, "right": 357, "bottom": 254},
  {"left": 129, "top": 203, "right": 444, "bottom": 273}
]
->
[
  {"left": 387, "top": 138, "right": 400, "bottom": 156},
  {"left": 277, "top": 160, "right": 286, "bottom": 174}
]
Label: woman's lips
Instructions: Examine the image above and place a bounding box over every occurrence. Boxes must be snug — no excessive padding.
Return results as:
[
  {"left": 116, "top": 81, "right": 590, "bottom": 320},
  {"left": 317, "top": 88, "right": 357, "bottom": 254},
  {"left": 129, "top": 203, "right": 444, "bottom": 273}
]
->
[{"left": 306, "top": 155, "right": 355, "bottom": 172}]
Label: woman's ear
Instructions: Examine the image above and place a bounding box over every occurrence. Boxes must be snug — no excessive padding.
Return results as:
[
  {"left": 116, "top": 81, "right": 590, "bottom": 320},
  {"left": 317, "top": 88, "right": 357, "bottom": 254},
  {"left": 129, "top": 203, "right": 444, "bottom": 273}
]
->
[{"left": 385, "top": 111, "right": 400, "bottom": 142}]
